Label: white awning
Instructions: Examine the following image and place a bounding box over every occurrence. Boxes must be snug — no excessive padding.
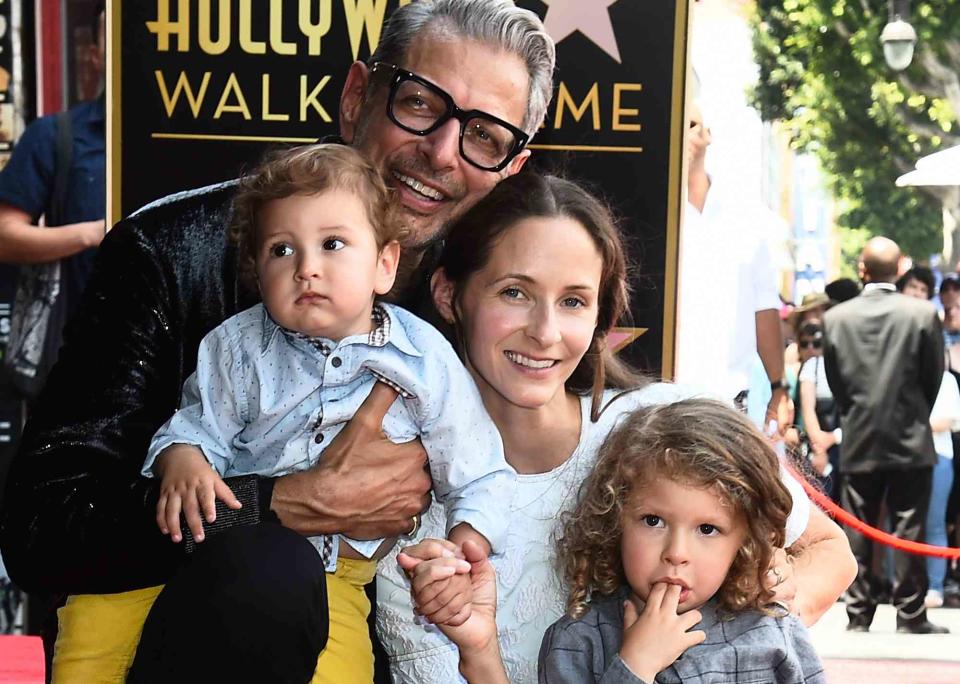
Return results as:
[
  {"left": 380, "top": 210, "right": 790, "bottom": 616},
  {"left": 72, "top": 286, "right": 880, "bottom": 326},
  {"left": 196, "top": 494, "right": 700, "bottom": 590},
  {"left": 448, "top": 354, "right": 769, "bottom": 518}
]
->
[{"left": 896, "top": 144, "right": 960, "bottom": 187}]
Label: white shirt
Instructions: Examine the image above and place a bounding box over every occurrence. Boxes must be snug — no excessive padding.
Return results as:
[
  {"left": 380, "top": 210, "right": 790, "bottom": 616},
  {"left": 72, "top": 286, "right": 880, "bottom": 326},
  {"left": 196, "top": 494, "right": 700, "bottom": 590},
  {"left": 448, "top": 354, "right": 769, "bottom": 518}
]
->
[
  {"left": 930, "top": 371, "right": 960, "bottom": 458},
  {"left": 375, "top": 383, "right": 810, "bottom": 684},
  {"left": 675, "top": 180, "right": 782, "bottom": 400}
]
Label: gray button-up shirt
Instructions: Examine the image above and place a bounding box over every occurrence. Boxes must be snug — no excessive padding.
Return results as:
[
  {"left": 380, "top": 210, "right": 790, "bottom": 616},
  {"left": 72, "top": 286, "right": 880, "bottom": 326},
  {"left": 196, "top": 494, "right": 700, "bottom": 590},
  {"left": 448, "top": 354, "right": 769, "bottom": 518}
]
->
[{"left": 539, "top": 591, "right": 825, "bottom": 683}]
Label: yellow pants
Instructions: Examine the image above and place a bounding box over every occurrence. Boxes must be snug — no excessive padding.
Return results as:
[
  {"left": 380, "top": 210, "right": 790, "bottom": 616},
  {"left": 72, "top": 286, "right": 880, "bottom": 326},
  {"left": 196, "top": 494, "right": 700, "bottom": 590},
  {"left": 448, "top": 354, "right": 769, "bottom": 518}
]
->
[
  {"left": 312, "top": 557, "right": 377, "bottom": 684},
  {"left": 51, "top": 585, "right": 162, "bottom": 684},
  {"left": 49, "top": 559, "right": 376, "bottom": 683}
]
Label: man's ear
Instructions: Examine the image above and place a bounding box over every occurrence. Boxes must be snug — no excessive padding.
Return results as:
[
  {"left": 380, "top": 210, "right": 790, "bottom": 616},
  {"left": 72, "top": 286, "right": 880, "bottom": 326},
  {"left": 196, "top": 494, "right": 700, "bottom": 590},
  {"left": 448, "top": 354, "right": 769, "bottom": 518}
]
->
[
  {"left": 340, "top": 61, "right": 371, "bottom": 143},
  {"left": 504, "top": 149, "right": 531, "bottom": 177},
  {"left": 374, "top": 240, "right": 401, "bottom": 295},
  {"left": 430, "top": 268, "right": 457, "bottom": 323}
]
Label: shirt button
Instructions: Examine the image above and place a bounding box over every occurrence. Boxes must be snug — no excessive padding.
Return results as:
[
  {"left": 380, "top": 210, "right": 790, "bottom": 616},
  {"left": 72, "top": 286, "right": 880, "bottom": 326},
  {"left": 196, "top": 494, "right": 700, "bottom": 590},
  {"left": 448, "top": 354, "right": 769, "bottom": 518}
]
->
[
  {"left": 315, "top": 433, "right": 324, "bottom": 444},
  {"left": 331, "top": 357, "right": 342, "bottom": 368}
]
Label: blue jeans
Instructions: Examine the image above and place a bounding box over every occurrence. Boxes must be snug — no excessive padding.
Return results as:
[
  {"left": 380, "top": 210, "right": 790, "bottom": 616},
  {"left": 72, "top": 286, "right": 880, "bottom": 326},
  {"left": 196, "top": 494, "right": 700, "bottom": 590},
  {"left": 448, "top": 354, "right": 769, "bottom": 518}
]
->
[{"left": 926, "top": 454, "right": 955, "bottom": 592}]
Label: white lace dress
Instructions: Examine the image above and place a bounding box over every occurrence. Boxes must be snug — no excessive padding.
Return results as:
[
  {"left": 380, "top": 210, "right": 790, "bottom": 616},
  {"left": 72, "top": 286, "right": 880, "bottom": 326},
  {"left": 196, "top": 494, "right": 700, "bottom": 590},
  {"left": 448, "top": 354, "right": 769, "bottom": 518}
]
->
[
  {"left": 375, "top": 383, "right": 693, "bottom": 684},
  {"left": 375, "top": 382, "right": 810, "bottom": 683}
]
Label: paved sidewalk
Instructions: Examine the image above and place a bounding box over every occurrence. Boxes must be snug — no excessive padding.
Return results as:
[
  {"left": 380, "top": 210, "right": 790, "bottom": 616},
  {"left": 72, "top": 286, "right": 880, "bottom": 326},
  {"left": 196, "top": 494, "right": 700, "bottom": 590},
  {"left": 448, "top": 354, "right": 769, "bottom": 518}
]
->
[{"left": 808, "top": 602, "right": 960, "bottom": 683}]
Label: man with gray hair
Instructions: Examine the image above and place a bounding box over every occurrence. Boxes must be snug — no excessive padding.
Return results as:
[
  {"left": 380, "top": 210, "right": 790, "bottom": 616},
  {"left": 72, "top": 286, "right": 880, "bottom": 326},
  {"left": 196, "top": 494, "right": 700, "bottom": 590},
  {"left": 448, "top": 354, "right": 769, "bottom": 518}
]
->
[{"left": 0, "top": 1, "right": 555, "bottom": 681}]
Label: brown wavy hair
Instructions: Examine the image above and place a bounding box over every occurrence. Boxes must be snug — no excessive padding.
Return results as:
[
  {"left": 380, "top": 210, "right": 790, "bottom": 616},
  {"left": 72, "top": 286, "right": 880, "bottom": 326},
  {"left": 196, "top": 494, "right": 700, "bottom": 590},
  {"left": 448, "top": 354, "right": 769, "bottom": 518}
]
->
[
  {"left": 558, "top": 398, "right": 793, "bottom": 618},
  {"left": 435, "top": 171, "right": 645, "bottom": 420},
  {"left": 229, "top": 143, "right": 405, "bottom": 292}
]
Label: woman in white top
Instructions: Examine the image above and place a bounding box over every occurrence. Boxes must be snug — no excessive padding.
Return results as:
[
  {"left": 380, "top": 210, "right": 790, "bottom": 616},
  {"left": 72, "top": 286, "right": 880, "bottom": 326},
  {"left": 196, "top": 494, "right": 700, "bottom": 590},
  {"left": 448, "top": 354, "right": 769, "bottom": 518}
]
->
[
  {"left": 797, "top": 319, "right": 841, "bottom": 499},
  {"left": 376, "top": 173, "right": 857, "bottom": 683},
  {"left": 898, "top": 269, "right": 960, "bottom": 607}
]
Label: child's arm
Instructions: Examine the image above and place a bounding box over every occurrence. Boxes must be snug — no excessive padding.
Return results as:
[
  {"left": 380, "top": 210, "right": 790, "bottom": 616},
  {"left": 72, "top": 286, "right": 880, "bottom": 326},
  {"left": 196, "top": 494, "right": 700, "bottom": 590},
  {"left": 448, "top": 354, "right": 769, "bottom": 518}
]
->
[
  {"left": 448, "top": 523, "right": 491, "bottom": 559},
  {"left": 154, "top": 443, "right": 241, "bottom": 543},
  {"left": 413, "top": 340, "right": 515, "bottom": 554}
]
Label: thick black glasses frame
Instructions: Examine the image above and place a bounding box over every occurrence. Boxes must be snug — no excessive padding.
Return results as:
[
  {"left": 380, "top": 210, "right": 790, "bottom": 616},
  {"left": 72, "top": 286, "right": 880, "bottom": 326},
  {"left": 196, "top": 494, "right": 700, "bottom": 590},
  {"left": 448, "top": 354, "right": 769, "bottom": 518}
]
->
[{"left": 371, "top": 62, "right": 529, "bottom": 172}]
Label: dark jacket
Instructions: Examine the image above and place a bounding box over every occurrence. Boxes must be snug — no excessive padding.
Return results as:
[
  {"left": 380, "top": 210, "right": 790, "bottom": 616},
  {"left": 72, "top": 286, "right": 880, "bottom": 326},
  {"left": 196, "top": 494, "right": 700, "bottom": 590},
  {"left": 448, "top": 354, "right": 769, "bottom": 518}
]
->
[
  {"left": 822, "top": 286, "right": 943, "bottom": 473},
  {"left": 0, "top": 182, "right": 265, "bottom": 594}
]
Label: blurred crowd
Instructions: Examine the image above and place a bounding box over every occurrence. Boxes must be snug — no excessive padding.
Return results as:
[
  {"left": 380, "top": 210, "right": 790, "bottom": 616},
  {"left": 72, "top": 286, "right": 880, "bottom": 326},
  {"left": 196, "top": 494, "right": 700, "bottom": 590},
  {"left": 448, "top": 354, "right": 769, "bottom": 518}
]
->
[{"left": 780, "top": 268, "right": 960, "bottom": 612}]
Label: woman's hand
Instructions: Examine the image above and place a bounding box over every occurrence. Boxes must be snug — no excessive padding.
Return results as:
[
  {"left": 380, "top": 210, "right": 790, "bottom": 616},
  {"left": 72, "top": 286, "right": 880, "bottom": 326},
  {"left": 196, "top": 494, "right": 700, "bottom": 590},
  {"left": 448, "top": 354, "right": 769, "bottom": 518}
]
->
[
  {"left": 399, "top": 539, "right": 508, "bottom": 683},
  {"left": 762, "top": 547, "right": 798, "bottom": 612},
  {"left": 398, "top": 538, "right": 473, "bottom": 626}
]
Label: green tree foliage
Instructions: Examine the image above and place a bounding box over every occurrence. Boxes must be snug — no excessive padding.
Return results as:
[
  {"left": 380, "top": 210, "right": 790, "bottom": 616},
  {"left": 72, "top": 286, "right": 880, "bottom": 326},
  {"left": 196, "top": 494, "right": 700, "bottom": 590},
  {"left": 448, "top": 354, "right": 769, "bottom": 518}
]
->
[{"left": 750, "top": 0, "right": 959, "bottom": 263}]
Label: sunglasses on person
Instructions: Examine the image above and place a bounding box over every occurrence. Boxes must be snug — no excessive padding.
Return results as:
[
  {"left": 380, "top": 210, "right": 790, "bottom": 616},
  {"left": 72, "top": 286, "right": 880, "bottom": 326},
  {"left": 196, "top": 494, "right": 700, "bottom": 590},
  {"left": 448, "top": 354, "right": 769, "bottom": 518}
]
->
[
  {"left": 799, "top": 338, "right": 823, "bottom": 350},
  {"left": 370, "top": 62, "right": 529, "bottom": 172}
]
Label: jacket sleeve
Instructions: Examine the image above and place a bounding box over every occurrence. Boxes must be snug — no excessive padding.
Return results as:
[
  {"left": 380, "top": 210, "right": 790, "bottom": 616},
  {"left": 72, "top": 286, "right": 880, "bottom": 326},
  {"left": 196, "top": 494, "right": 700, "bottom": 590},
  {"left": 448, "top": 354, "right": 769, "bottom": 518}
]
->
[
  {"left": 821, "top": 316, "right": 848, "bottom": 412},
  {"left": 919, "top": 309, "right": 945, "bottom": 409},
  {"left": 418, "top": 343, "right": 514, "bottom": 553},
  {"left": 0, "top": 190, "right": 266, "bottom": 595}
]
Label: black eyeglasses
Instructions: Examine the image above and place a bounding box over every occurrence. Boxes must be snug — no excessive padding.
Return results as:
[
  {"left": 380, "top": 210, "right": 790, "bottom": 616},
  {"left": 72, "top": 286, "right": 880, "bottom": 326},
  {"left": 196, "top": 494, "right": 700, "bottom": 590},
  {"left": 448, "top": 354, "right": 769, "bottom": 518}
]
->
[
  {"left": 799, "top": 338, "right": 823, "bottom": 350},
  {"left": 370, "top": 62, "right": 529, "bottom": 172}
]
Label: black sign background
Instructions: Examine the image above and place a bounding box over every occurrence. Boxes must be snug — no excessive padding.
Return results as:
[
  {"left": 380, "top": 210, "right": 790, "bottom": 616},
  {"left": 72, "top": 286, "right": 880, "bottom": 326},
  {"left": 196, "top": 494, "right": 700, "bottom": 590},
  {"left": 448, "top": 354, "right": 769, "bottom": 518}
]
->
[{"left": 111, "top": 0, "right": 689, "bottom": 375}]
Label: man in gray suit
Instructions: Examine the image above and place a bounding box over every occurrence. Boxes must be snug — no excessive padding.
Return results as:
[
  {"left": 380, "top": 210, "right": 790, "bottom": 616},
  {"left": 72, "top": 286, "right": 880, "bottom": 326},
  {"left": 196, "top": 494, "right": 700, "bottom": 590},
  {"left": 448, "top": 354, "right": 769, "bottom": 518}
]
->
[{"left": 823, "top": 236, "right": 947, "bottom": 633}]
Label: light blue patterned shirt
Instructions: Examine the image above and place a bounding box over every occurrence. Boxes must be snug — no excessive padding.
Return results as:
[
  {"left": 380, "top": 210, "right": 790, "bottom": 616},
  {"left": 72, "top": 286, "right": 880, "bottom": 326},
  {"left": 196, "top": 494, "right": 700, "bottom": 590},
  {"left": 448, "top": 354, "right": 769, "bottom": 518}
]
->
[{"left": 145, "top": 302, "right": 513, "bottom": 571}]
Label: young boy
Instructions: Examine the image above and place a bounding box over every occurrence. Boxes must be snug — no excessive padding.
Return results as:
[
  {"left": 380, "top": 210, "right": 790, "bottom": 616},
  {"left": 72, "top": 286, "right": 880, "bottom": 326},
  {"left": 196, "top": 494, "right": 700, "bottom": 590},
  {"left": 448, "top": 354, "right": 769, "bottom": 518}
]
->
[{"left": 142, "top": 144, "right": 513, "bottom": 681}]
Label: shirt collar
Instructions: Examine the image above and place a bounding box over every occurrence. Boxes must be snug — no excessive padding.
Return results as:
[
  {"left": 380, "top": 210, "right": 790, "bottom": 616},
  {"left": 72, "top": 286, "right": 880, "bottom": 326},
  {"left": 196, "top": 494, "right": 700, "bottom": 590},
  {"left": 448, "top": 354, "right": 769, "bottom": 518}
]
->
[
  {"left": 863, "top": 282, "right": 896, "bottom": 293},
  {"left": 259, "top": 303, "right": 423, "bottom": 358}
]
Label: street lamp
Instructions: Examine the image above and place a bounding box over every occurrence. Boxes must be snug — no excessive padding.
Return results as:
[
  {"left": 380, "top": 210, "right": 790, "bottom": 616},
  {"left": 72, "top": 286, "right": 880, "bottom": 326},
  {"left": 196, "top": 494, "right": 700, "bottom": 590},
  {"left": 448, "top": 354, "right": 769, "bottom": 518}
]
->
[{"left": 880, "top": 1, "right": 917, "bottom": 71}]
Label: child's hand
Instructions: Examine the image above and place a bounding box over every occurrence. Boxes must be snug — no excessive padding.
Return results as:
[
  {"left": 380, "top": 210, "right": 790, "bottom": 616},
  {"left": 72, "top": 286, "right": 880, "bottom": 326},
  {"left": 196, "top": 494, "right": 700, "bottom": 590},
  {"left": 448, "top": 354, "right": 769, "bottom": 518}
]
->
[
  {"left": 619, "top": 583, "right": 705, "bottom": 681},
  {"left": 398, "top": 538, "right": 473, "bottom": 626},
  {"left": 155, "top": 444, "right": 241, "bottom": 543}
]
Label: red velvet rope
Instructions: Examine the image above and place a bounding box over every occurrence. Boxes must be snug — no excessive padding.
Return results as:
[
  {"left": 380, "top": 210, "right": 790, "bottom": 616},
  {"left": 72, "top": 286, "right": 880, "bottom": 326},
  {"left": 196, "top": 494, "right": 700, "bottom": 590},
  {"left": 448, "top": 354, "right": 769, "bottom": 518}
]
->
[{"left": 785, "top": 463, "right": 960, "bottom": 559}]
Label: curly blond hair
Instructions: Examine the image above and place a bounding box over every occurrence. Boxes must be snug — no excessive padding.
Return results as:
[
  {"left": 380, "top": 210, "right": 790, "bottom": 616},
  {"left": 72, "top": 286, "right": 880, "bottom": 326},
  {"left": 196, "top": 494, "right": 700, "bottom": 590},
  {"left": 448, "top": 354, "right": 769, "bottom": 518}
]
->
[
  {"left": 558, "top": 398, "right": 793, "bottom": 619},
  {"left": 228, "top": 143, "right": 406, "bottom": 292}
]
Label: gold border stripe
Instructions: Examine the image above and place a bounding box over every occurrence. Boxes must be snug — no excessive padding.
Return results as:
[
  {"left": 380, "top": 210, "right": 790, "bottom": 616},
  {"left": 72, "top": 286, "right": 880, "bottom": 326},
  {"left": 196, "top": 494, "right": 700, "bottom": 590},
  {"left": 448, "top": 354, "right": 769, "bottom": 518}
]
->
[
  {"left": 660, "top": 0, "right": 691, "bottom": 381},
  {"left": 152, "top": 133, "right": 320, "bottom": 143},
  {"left": 528, "top": 144, "right": 643, "bottom": 153},
  {"left": 107, "top": 1, "right": 122, "bottom": 226}
]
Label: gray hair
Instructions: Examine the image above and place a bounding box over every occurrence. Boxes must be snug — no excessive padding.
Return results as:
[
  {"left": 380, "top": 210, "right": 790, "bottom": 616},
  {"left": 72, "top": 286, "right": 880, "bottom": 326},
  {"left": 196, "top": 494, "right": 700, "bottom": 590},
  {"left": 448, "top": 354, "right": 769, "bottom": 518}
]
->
[{"left": 369, "top": 0, "right": 556, "bottom": 138}]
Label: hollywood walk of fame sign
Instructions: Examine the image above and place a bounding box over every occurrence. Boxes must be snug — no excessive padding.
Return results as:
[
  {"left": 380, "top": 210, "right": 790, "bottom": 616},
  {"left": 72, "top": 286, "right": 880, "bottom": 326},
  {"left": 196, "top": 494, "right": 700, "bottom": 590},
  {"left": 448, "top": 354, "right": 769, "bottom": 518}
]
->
[{"left": 110, "top": 0, "right": 689, "bottom": 376}]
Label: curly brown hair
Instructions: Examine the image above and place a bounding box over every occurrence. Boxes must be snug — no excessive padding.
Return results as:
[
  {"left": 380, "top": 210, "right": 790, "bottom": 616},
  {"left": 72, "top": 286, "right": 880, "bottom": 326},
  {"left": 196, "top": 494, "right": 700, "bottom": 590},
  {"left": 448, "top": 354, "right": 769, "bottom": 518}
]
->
[
  {"left": 229, "top": 143, "right": 406, "bottom": 292},
  {"left": 558, "top": 398, "right": 793, "bottom": 619}
]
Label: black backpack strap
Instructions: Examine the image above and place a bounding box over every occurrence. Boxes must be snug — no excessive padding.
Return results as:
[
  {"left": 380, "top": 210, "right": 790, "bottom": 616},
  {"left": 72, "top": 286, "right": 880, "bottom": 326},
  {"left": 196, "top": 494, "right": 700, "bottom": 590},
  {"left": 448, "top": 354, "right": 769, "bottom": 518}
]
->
[{"left": 47, "top": 110, "right": 73, "bottom": 226}]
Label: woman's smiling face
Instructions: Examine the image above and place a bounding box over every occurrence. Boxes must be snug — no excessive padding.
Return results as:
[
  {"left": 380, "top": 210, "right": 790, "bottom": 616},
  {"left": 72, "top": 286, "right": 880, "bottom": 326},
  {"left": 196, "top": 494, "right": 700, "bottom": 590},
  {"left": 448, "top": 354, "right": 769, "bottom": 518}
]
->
[{"left": 450, "top": 215, "right": 604, "bottom": 411}]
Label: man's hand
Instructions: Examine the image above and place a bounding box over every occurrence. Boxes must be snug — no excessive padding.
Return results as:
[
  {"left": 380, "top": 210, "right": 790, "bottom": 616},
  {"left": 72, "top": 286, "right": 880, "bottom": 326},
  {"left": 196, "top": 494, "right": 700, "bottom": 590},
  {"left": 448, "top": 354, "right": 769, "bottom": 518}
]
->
[
  {"left": 619, "top": 584, "right": 705, "bottom": 682},
  {"left": 271, "top": 382, "right": 432, "bottom": 539},
  {"left": 766, "top": 389, "right": 793, "bottom": 436},
  {"left": 155, "top": 444, "right": 241, "bottom": 543}
]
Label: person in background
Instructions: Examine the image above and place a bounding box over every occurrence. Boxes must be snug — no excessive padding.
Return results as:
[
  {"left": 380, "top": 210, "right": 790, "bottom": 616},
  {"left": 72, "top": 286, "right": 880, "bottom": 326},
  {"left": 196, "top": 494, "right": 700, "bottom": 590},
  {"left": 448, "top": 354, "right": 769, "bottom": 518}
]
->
[
  {"left": 675, "top": 102, "right": 789, "bottom": 430},
  {"left": 824, "top": 277, "right": 861, "bottom": 305},
  {"left": 823, "top": 237, "right": 946, "bottom": 634},
  {"left": 938, "top": 273, "right": 960, "bottom": 607},
  {"left": 795, "top": 319, "right": 841, "bottom": 501},
  {"left": 0, "top": 0, "right": 105, "bottom": 642},
  {"left": 899, "top": 270, "right": 960, "bottom": 609},
  {"left": 0, "top": 0, "right": 106, "bottom": 381},
  {"left": 896, "top": 266, "right": 935, "bottom": 301}
]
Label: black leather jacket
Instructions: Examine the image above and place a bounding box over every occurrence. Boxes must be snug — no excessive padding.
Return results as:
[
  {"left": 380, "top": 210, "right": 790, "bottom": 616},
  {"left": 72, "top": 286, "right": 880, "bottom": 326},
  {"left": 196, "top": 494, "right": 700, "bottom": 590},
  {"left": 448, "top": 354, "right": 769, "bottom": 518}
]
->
[{"left": 0, "top": 182, "right": 267, "bottom": 594}]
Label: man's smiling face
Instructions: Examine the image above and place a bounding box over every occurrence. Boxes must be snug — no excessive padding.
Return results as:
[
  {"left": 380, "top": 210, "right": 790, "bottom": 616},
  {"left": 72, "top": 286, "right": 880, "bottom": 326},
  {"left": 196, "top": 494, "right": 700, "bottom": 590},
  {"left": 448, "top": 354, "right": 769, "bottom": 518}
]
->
[{"left": 341, "top": 31, "right": 531, "bottom": 249}]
